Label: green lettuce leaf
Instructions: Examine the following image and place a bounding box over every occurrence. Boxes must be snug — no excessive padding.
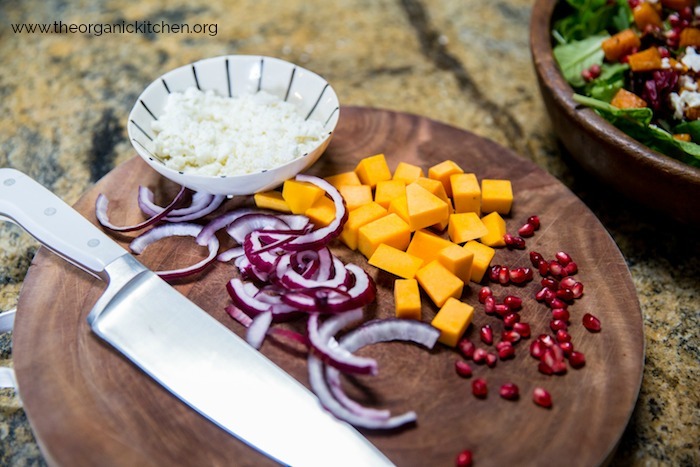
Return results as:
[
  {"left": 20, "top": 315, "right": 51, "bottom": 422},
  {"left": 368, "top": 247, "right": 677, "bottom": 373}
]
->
[
  {"left": 553, "top": 34, "right": 608, "bottom": 88},
  {"left": 585, "top": 62, "right": 629, "bottom": 102}
]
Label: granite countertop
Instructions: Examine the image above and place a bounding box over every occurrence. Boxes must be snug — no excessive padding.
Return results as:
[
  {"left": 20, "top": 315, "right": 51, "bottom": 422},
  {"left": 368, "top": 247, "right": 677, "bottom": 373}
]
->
[{"left": 0, "top": 0, "right": 698, "bottom": 465}]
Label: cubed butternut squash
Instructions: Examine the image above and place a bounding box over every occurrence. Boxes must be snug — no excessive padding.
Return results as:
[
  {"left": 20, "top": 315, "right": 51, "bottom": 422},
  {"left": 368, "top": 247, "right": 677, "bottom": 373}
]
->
[
  {"left": 447, "top": 212, "right": 489, "bottom": 244},
  {"left": 431, "top": 298, "right": 474, "bottom": 347},
  {"left": 680, "top": 27, "right": 700, "bottom": 48},
  {"left": 480, "top": 179, "right": 513, "bottom": 215},
  {"left": 305, "top": 196, "right": 336, "bottom": 227},
  {"left": 374, "top": 179, "right": 406, "bottom": 209},
  {"left": 415, "top": 260, "right": 464, "bottom": 308},
  {"left": 369, "top": 244, "right": 424, "bottom": 279},
  {"left": 602, "top": 29, "right": 641, "bottom": 62},
  {"left": 413, "top": 177, "right": 453, "bottom": 230},
  {"left": 428, "top": 160, "right": 463, "bottom": 198},
  {"left": 339, "top": 184, "right": 373, "bottom": 211},
  {"left": 393, "top": 162, "right": 424, "bottom": 184},
  {"left": 479, "top": 211, "right": 507, "bottom": 247},
  {"left": 450, "top": 173, "right": 481, "bottom": 214},
  {"left": 633, "top": 2, "right": 663, "bottom": 31},
  {"left": 354, "top": 153, "right": 392, "bottom": 188},
  {"left": 394, "top": 279, "right": 422, "bottom": 320},
  {"left": 627, "top": 46, "right": 663, "bottom": 72},
  {"left": 324, "top": 171, "right": 361, "bottom": 189},
  {"left": 357, "top": 213, "right": 411, "bottom": 259},
  {"left": 404, "top": 183, "right": 450, "bottom": 231},
  {"left": 610, "top": 88, "right": 647, "bottom": 109},
  {"left": 462, "top": 240, "right": 496, "bottom": 283},
  {"left": 339, "top": 202, "right": 387, "bottom": 250},
  {"left": 282, "top": 180, "right": 325, "bottom": 214},
  {"left": 254, "top": 190, "right": 292, "bottom": 213},
  {"left": 405, "top": 229, "right": 455, "bottom": 263},
  {"left": 437, "top": 244, "right": 474, "bottom": 283}
]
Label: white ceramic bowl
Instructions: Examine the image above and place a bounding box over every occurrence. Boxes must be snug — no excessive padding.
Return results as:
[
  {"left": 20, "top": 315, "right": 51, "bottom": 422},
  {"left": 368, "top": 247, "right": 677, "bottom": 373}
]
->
[{"left": 127, "top": 55, "right": 340, "bottom": 195}]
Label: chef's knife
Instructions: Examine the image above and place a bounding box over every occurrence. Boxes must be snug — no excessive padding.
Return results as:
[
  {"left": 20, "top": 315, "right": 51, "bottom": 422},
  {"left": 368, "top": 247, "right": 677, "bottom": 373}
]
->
[{"left": 0, "top": 168, "right": 394, "bottom": 467}]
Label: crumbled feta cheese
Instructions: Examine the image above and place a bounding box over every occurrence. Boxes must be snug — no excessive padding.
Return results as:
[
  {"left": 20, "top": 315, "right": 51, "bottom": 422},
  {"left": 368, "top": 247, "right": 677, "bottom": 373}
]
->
[
  {"left": 679, "top": 75, "right": 698, "bottom": 92},
  {"left": 669, "top": 89, "right": 700, "bottom": 120},
  {"left": 661, "top": 57, "right": 671, "bottom": 69},
  {"left": 151, "top": 88, "right": 326, "bottom": 177},
  {"left": 681, "top": 47, "right": 700, "bottom": 73}
]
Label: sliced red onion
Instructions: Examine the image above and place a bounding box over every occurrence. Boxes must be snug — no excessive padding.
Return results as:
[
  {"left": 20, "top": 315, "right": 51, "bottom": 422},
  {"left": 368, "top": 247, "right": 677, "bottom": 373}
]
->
[
  {"left": 129, "top": 223, "right": 219, "bottom": 280},
  {"left": 226, "top": 278, "right": 297, "bottom": 316},
  {"left": 246, "top": 310, "right": 273, "bottom": 349},
  {"left": 225, "top": 305, "right": 253, "bottom": 328},
  {"left": 226, "top": 213, "right": 291, "bottom": 244},
  {"left": 95, "top": 186, "right": 186, "bottom": 232},
  {"left": 339, "top": 319, "right": 441, "bottom": 352},
  {"left": 281, "top": 175, "right": 348, "bottom": 251},
  {"left": 307, "top": 311, "right": 378, "bottom": 375},
  {"left": 196, "top": 208, "right": 256, "bottom": 246},
  {"left": 275, "top": 254, "right": 347, "bottom": 290},
  {"left": 217, "top": 246, "right": 245, "bottom": 262},
  {"left": 277, "top": 214, "right": 312, "bottom": 231},
  {"left": 325, "top": 367, "right": 391, "bottom": 421},
  {"left": 139, "top": 187, "right": 226, "bottom": 222}
]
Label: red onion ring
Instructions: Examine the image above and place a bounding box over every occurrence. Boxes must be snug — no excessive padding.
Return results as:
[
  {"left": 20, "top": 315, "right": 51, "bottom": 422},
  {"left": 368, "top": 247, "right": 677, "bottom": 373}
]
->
[
  {"left": 95, "top": 186, "right": 186, "bottom": 232},
  {"left": 196, "top": 208, "right": 256, "bottom": 246},
  {"left": 139, "top": 187, "right": 226, "bottom": 222},
  {"left": 129, "top": 223, "right": 219, "bottom": 280},
  {"left": 246, "top": 310, "right": 273, "bottom": 349}
]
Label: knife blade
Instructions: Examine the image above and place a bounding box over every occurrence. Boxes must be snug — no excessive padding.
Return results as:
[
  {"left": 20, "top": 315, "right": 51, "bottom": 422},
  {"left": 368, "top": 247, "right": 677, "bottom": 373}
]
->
[{"left": 0, "top": 168, "right": 394, "bottom": 467}]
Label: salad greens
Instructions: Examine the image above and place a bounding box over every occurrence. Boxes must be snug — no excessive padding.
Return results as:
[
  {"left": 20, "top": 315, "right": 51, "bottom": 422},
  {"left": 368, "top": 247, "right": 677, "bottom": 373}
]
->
[{"left": 552, "top": 0, "right": 700, "bottom": 167}]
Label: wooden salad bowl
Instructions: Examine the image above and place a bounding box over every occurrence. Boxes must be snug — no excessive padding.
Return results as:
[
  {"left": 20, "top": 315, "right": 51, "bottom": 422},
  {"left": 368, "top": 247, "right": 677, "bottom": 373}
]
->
[{"left": 530, "top": 0, "right": 700, "bottom": 225}]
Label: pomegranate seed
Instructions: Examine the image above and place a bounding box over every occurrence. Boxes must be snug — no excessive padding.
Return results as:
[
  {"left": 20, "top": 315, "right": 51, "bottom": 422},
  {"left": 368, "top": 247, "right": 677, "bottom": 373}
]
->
[
  {"left": 538, "top": 334, "right": 555, "bottom": 347},
  {"left": 527, "top": 215, "right": 540, "bottom": 229},
  {"left": 498, "top": 266, "right": 510, "bottom": 285},
  {"left": 473, "top": 348, "right": 488, "bottom": 364},
  {"left": 583, "top": 313, "right": 601, "bottom": 332},
  {"left": 559, "top": 341, "right": 574, "bottom": 357},
  {"left": 456, "top": 449, "right": 473, "bottom": 467},
  {"left": 493, "top": 304, "right": 509, "bottom": 317},
  {"left": 564, "top": 262, "right": 578, "bottom": 275},
  {"left": 588, "top": 64, "right": 601, "bottom": 79},
  {"left": 550, "top": 319, "right": 568, "bottom": 332},
  {"left": 486, "top": 352, "right": 498, "bottom": 368},
  {"left": 569, "top": 351, "right": 586, "bottom": 368},
  {"left": 556, "top": 329, "right": 571, "bottom": 343},
  {"left": 503, "top": 312, "right": 520, "bottom": 329},
  {"left": 480, "top": 325, "right": 494, "bottom": 345},
  {"left": 658, "top": 46, "right": 670, "bottom": 59},
  {"left": 581, "top": 68, "right": 592, "bottom": 82},
  {"left": 472, "top": 378, "right": 488, "bottom": 398},
  {"left": 488, "top": 265, "right": 501, "bottom": 282},
  {"left": 538, "top": 361, "right": 554, "bottom": 375},
  {"left": 504, "top": 295, "right": 522, "bottom": 310},
  {"left": 530, "top": 340, "right": 546, "bottom": 359},
  {"left": 546, "top": 296, "right": 567, "bottom": 310},
  {"left": 556, "top": 288, "right": 574, "bottom": 301},
  {"left": 499, "top": 383, "right": 519, "bottom": 400},
  {"left": 549, "top": 260, "right": 567, "bottom": 278},
  {"left": 681, "top": 5, "right": 693, "bottom": 19},
  {"left": 478, "top": 286, "right": 493, "bottom": 304},
  {"left": 484, "top": 295, "right": 496, "bottom": 315},
  {"left": 502, "top": 330, "right": 521, "bottom": 343},
  {"left": 518, "top": 223, "right": 535, "bottom": 237},
  {"left": 455, "top": 360, "right": 473, "bottom": 378},
  {"left": 533, "top": 387, "right": 552, "bottom": 408},
  {"left": 513, "top": 322, "right": 531, "bottom": 338},
  {"left": 559, "top": 276, "right": 577, "bottom": 289},
  {"left": 458, "top": 339, "right": 475, "bottom": 359},
  {"left": 496, "top": 341, "right": 515, "bottom": 359},
  {"left": 551, "top": 308, "right": 570, "bottom": 322},
  {"left": 542, "top": 346, "right": 567, "bottom": 374},
  {"left": 538, "top": 260, "right": 549, "bottom": 276},
  {"left": 571, "top": 281, "right": 584, "bottom": 299},
  {"left": 555, "top": 251, "right": 572, "bottom": 265},
  {"left": 541, "top": 277, "right": 559, "bottom": 290},
  {"left": 535, "top": 287, "right": 549, "bottom": 302},
  {"left": 530, "top": 251, "right": 544, "bottom": 266},
  {"left": 509, "top": 267, "right": 532, "bottom": 284},
  {"left": 669, "top": 13, "right": 681, "bottom": 27}
]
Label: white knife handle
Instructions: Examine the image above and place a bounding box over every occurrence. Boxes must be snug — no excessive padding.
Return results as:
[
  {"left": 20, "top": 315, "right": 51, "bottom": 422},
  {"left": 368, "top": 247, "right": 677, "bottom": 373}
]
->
[{"left": 0, "top": 168, "right": 126, "bottom": 276}]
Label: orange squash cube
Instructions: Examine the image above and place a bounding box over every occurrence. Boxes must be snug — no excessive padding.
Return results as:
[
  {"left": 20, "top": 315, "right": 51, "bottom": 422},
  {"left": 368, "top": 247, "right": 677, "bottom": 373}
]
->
[
  {"left": 404, "top": 183, "right": 450, "bottom": 231},
  {"left": 393, "top": 162, "right": 424, "bottom": 184},
  {"left": 415, "top": 260, "right": 464, "bottom": 307},
  {"left": 374, "top": 179, "right": 406, "bottom": 209},
  {"left": 282, "top": 180, "right": 325, "bottom": 214},
  {"left": 339, "top": 202, "right": 387, "bottom": 250},
  {"left": 431, "top": 298, "right": 474, "bottom": 347},
  {"left": 450, "top": 173, "right": 481, "bottom": 214},
  {"left": 480, "top": 179, "right": 513, "bottom": 215},
  {"left": 602, "top": 29, "right": 641, "bottom": 62},
  {"left": 305, "top": 196, "right": 336, "bottom": 227},
  {"left": 406, "top": 229, "right": 455, "bottom": 263},
  {"left": 357, "top": 213, "right": 411, "bottom": 259},
  {"left": 437, "top": 244, "right": 474, "bottom": 283},
  {"left": 479, "top": 211, "right": 507, "bottom": 247},
  {"left": 324, "top": 171, "right": 361, "bottom": 189},
  {"left": 394, "top": 279, "right": 422, "bottom": 320},
  {"left": 369, "top": 244, "right": 424, "bottom": 279},
  {"left": 254, "top": 190, "right": 292, "bottom": 213},
  {"left": 462, "top": 240, "right": 496, "bottom": 283},
  {"left": 339, "top": 184, "right": 373, "bottom": 211},
  {"left": 428, "top": 160, "right": 464, "bottom": 198},
  {"left": 354, "top": 153, "right": 392, "bottom": 188},
  {"left": 447, "top": 212, "right": 489, "bottom": 244}
]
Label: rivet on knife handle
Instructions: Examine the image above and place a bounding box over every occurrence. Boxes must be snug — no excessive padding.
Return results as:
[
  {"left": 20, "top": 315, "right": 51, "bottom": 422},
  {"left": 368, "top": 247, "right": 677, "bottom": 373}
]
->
[{"left": 0, "top": 168, "right": 126, "bottom": 275}]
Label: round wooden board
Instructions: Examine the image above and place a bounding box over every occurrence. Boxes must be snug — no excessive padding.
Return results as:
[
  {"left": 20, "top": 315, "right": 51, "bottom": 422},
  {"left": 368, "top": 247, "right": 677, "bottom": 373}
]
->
[{"left": 13, "top": 107, "right": 644, "bottom": 467}]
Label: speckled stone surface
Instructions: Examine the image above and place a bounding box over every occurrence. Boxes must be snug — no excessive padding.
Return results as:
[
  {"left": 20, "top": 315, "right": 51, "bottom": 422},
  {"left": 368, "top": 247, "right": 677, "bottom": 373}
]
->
[{"left": 0, "top": 0, "right": 698, "bottom": 465}]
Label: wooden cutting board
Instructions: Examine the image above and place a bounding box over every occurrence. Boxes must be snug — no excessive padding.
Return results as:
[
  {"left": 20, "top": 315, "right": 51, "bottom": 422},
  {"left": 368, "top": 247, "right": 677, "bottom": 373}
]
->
[{"left": 13, "top": 107, "right": 644, "bottom": 467}]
